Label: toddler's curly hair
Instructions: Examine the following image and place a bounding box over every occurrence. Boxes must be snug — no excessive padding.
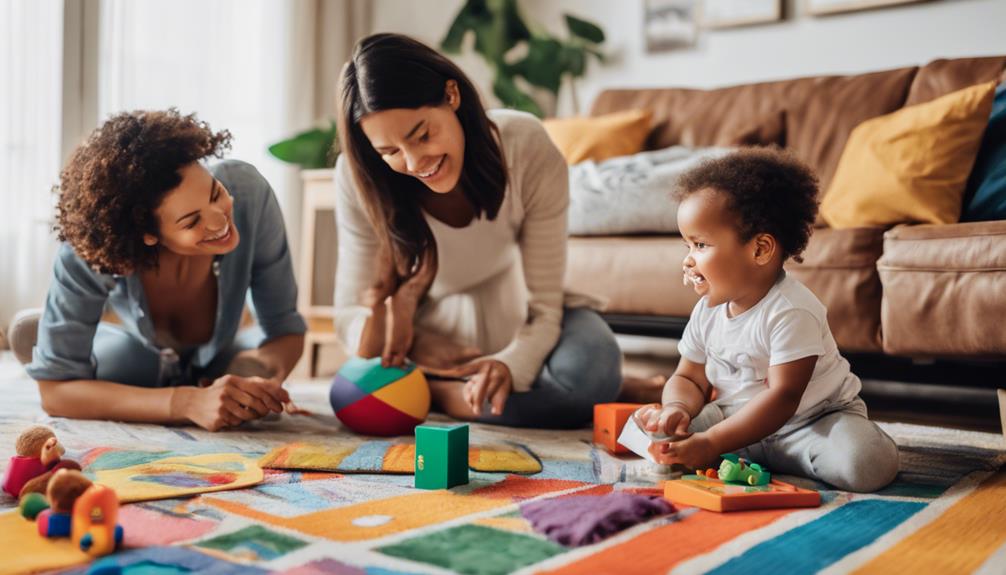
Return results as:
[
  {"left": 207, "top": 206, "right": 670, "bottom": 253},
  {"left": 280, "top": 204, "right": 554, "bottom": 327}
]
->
[{"left": 674, "top": 148, "right": 819, "bottom": 263}]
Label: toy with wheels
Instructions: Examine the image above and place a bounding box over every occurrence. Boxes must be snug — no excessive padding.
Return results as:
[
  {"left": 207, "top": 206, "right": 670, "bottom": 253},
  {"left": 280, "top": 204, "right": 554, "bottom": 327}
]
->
[
  {"left": 330, "top": 356, "right": 430, "bottom": 436},
  {"left": 72, "top": 484, "right": 124, "bottom": 557},
  {"left": 714, "top": 454, "right": 771, "bottom": 486}
]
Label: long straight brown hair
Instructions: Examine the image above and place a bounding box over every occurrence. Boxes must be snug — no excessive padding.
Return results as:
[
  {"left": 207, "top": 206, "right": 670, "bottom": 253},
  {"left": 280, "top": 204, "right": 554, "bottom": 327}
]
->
[{"left": 338, "top": 33, "right": 507, "bottom": 281}]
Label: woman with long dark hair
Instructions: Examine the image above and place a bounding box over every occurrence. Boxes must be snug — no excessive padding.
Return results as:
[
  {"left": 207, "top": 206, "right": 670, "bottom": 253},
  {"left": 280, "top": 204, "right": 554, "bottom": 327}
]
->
[{"left": 334, "top": 33, "right": 622, "bottom": 428}]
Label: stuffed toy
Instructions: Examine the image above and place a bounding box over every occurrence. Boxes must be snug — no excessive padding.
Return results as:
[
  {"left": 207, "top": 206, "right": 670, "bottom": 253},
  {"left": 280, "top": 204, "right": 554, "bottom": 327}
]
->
[
  {"left": 37, "top": 469, "right": 92, "bottom": 538},
  {"left": 2, "top": 425, "right": 81, "bottom": 498}
]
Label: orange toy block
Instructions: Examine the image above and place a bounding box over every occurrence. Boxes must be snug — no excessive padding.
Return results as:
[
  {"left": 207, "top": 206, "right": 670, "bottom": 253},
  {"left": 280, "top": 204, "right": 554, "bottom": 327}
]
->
[{"left": 593, "top": 403, "right": 643, "bottom": 454}]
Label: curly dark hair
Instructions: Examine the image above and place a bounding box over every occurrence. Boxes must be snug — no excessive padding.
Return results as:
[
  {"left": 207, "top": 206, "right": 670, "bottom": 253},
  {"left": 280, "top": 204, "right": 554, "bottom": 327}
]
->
[
  {"left": 674, "top": 148, "right": 819, "bottom": 264},
  {"left": 55, "top": 109, "right": 232, "bottom": 274}
]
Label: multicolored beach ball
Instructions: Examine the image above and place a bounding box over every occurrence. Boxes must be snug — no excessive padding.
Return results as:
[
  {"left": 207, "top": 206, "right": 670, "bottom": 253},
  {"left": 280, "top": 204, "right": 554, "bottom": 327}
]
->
[{"left": 329, "top": 356, "right": 431, "bottom": 436}]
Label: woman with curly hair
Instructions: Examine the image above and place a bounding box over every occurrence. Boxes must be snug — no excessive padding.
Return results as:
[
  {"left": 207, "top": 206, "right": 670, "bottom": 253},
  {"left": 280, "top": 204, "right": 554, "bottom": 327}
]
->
[
  {"left": 334, "top": 34, "right": 622, "bottom": 428},
  {"left": 11, "top": 109, "right": 306, "bottom": 431}
]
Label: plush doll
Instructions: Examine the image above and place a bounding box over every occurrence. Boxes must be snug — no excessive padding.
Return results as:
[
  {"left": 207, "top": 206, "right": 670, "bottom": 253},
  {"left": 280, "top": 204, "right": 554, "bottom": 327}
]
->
[
  {"left": 2, "top": 425, "right": 81, "bottom": 498},
  {"left": 37, "top": 469, "right": 92, "bottom": 538}
]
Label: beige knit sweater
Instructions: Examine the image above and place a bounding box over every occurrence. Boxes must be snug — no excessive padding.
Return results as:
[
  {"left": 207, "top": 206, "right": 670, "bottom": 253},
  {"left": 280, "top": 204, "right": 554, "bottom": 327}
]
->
[{"left": 333, "top": 109, "right": 570, "bottom": 392}]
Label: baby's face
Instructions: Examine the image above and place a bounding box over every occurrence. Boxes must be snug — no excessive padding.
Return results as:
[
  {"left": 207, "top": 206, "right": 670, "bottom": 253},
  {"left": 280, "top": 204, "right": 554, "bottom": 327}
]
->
[{"left": 677, "top": 188, "right": 757, "bottom": 307}]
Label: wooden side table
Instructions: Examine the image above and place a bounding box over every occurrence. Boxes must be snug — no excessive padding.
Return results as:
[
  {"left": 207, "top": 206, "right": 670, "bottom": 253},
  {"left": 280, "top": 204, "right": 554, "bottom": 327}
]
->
[{"left": 292, "top": 168, "right": 341, "bottom": 378}]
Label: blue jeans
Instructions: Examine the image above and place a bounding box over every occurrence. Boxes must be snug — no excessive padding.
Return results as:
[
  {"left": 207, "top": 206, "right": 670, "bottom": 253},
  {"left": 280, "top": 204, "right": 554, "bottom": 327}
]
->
[
  {"left": 475, "top": 307, "right": 623, "bottom": 429},
  {"left": 92, "top": 323, "right": 265, "bottom": 388}
]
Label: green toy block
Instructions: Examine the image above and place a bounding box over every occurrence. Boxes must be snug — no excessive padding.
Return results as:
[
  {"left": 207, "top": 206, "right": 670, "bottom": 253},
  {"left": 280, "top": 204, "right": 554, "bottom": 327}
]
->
[{"left": 415, "top": 424, "right": 469, "bottom": 489}]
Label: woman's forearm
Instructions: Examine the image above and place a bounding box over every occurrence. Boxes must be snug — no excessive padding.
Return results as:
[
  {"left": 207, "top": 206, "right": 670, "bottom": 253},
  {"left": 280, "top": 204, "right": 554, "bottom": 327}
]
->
[
  {"left": 37, "top": 379, "right": 195, "bottom": 424},
  {"left": 255, "top": 333, "right": 306, "bottom": 381},
  {"left": 357, "top": 302, "right": 387, "bottom": 358}
]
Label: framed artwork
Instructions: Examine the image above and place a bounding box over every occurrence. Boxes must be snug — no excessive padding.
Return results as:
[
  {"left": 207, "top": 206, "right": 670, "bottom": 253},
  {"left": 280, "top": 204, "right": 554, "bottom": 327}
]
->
[
  {"left": 805, "top": 0, "right": 927, "bottom": 16},
  {"left": 644, "top": 0, "right": 699, "bottom": 52},
  {"left": 702, "top": 0, "right": 782, "bottom": 29}
]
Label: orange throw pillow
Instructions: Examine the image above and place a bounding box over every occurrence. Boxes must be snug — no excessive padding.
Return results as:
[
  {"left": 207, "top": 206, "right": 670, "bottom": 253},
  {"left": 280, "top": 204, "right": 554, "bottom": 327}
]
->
[
  {"left": 821, "top": 81, "right": 996, "bottom": 228},
  {"left": 543, "top": 109, "right": 652, "bottom": 164}
]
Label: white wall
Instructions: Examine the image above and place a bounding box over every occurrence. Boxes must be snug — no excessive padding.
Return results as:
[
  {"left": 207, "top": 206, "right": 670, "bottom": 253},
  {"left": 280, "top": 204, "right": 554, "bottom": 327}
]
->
[{"left": 369, "top": 0, "right": 1006, "bottom": 117}]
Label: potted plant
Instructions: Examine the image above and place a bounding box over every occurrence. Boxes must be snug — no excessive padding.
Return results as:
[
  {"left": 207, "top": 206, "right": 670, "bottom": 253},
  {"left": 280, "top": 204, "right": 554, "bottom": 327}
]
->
[{"left": 441, "top": 0, "right": 607, "bottom": 117}]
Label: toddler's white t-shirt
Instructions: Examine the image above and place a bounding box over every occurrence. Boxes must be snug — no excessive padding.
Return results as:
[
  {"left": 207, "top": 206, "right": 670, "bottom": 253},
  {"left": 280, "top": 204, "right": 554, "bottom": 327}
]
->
[{"left": 678, "top": 273, "right": 861, "bottom": 433}]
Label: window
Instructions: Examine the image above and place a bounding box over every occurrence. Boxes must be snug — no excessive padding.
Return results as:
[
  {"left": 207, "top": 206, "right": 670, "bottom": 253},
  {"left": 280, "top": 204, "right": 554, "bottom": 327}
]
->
[
  {"left": 97, "top": 0, "right": 309, "bottom": 232},
  {"left": 0, "top": 0, "right": 64, "bottom": 325}
]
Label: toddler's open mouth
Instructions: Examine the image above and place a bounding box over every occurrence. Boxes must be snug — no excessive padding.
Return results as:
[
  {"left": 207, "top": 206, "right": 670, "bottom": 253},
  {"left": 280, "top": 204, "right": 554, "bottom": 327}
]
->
[{"left": 683, "top": 269, "right": 706, "bottom": 287}]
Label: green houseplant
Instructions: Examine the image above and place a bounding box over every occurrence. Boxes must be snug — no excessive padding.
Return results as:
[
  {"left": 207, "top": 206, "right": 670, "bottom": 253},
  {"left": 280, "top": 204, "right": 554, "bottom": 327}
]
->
[
  {"left": 268, "top": 120, "right": 339, "bottom": 170},
  {"left": 441, "top": 0, "right": 606, "bottom": 117}
]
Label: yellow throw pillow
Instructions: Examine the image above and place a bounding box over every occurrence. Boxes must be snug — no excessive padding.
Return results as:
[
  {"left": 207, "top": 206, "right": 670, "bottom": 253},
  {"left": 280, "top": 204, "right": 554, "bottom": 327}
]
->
[
  {"left": 543, "top": 109, "right": 652, "bottom": 164},
  {"left": 821, "top": 81, "right": 996, "bottom": 228}
]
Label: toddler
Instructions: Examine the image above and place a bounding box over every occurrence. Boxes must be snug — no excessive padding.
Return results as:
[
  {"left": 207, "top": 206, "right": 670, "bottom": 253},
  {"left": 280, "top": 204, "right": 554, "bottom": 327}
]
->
[{"left": 636, "top": 148, "right": 899, "bottom": 492}]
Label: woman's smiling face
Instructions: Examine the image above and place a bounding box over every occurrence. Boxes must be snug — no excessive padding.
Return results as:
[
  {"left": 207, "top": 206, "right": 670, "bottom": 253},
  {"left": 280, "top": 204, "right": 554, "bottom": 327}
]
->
[
  {"left": 359, "top": 81, "right": 466, "bottom": 194},
  {"left": 146, "top": 162, "right": 240, "bottom": 256}
]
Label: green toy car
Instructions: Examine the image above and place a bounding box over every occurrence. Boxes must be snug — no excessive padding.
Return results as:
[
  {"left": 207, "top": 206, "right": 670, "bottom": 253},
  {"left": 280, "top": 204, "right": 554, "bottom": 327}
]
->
[{"left": 717, "top": 453, "right": 771, "bottom": 486}]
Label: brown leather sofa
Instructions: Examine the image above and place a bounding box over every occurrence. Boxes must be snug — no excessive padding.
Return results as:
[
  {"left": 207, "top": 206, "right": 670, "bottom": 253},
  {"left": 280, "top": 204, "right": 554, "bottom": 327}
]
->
[{"left": 566, "top": 56, "right": 1006, "bottom": 367}]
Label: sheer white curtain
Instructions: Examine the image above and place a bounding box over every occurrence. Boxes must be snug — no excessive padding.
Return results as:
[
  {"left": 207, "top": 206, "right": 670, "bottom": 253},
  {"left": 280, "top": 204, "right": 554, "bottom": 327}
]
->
[
  {"left": 0, "top": 0, "right": 64, "bottom": 329},
  {"left": 97, "top": 0, "right": 318, "bottom": 265}
]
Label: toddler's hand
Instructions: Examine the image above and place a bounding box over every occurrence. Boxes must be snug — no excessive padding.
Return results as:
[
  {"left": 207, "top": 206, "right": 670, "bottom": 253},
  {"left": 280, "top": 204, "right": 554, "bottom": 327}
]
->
[
  {"left": 635, "top": 402, "right": 692, "bottom": 438},
  {"left": 649, "top": 431, "right": 719, "bottom": 469}
]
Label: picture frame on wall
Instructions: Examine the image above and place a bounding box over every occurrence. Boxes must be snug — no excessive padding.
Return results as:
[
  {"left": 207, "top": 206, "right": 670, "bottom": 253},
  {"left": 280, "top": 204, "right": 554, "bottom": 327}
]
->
[
  {"left": 644, "top": 0, "right": 699, "bottom": 52},
  {"left": 701, "top": 0, "right": 782, "bottom": 29},
  {"left": 805, "top": 0, "right": 926, "bottom": 16}
]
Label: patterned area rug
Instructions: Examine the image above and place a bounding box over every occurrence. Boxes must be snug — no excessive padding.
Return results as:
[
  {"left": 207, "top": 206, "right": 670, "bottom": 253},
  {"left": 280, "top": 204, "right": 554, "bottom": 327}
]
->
[{"left": 1, "top": 354, "right": 1004, "bottom": 575}]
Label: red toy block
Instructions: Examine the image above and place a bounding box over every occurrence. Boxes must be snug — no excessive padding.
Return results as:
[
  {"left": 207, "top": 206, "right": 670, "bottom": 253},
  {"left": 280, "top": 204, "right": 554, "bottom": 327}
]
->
[{"left": 593, "top": 403, "right": 643, "bottom": 453}]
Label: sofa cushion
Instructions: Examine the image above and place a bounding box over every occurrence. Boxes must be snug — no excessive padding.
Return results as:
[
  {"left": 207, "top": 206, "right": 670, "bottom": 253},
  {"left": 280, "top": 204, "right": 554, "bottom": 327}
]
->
[
  {"left": 877, "top": 221, "right": 1006, "bottom": 356},
  {"left": 785, "top": 227, "right": 885, "bottom": 353},
  {"left": 962, "top": 82, "right": 1006, "bottom": 222},
  {"left": 786, "top": 67, "right": 917, "bottom": 196},
  {"left": 591, "top": 67, "right": 918, "bottom": 201},
  {"left": 566, "top": 236, "right": 698, "bottom": 317},
  {"left": 905, "top": 56, "right": 1006, "bottom": 106},
  {"left": 724, "top": 109, "right": 786, "bottom": 148},
  {"left": 590, "top": 78, "right": 818, "bottom": 150},
  {"left": 821, "top": 81, "right": 997, "bottom": 229},
  {"left": 543, "top": 109, "right": 651, "bottom": 164}
]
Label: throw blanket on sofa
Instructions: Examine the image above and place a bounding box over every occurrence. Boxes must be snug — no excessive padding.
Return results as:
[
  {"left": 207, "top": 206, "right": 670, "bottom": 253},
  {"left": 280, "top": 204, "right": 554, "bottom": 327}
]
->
[{"left": 568, "top": 145, "right": 733, "bottom": 235}]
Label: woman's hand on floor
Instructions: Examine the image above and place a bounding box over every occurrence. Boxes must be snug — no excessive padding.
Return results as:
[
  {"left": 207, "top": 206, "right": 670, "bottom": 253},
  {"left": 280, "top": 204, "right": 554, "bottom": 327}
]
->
[
  {"left": 182, "top": 375, "right": 289, "bottom": 432},
  {"left": 424, "top": 359, "right": 512, "bottom": 417}
]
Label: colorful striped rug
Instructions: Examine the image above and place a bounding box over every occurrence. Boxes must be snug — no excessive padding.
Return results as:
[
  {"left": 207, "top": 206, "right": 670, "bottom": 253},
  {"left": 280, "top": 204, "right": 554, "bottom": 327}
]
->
[{"left": 0, "top": 365, "right": 1003, "bottom": 574}]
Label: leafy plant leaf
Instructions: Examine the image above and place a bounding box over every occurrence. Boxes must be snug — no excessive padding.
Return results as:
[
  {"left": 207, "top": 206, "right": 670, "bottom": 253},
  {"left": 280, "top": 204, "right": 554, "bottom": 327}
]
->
[
  {"left": 515, "top": 37, "right": 564, "bottom": 93},
  {"left": 585, "top": 45, "right": 606, "bottom": 64},
  {"left": 268, "top": 123, "right": 339, "bottom": 169},
  {"left": 560, "top": 44, "right": 587, "bottom": 78},
  {"left": 441, "top": 8, "right": 477, "bottom": 53},
  {"left": 442, "top": 0, "right": 606, "bottom": 117},
  {"left": 493, "top": 73, "right": 543, "bottom": 117},
  {"left": 565, "top": 14, "right": 605, "bottom": 44}
]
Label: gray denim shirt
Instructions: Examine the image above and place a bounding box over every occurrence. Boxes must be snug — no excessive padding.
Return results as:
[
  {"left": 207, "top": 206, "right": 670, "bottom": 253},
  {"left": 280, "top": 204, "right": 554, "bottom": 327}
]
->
[{"left": 26, "top": 160, "right": 307, "bottom": 383}]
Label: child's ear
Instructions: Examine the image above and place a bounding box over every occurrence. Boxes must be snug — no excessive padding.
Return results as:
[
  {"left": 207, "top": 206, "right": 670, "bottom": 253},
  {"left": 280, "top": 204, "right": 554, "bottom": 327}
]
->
[{"left": 752, "top": 233, "right": 777, "bottom": 265}]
